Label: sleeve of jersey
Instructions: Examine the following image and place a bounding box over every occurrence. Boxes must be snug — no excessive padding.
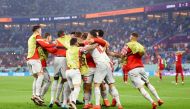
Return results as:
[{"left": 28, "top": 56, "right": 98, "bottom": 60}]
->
[
  {"left": 121, "top": 46, "right": 128, "bottom": 56},
  {"left": 45, "top": 47, "right": 57, "bottom": 54},
  {"left": 93, "top": 38, "right": 106, "bottom": 47},
  {"left": 37, "top": 38, "right": 56, "bottom": 48}
]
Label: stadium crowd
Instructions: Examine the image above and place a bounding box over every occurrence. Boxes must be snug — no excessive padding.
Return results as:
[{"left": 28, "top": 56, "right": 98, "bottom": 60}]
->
[
  {"left": 0, "top": 15, "right": 190, "bottom": 67},
  {"left": 0, "top": 0, "right": 187, "bottom": 16}
]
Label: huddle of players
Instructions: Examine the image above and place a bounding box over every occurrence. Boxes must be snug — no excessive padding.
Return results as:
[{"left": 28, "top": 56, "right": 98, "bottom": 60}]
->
[
  {"left": 157, "top": 52, "right": 185, "bottom": 85},
  {"left": 27, "top": 25, "right": 164, "bottom": 109}
]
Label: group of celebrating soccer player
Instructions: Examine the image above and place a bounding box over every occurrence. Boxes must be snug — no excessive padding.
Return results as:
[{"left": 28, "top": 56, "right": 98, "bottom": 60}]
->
[{"left": 26, "top": 25, "right": 164, "bottom": 109}]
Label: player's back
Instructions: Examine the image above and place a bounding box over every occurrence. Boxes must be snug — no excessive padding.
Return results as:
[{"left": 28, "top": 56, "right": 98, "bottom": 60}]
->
[
  {"left": 91, "top": 45, "right": 109, "bottom": 65},
  {"left": 176, "top": 54, "right": 182, "bottom": 65}
]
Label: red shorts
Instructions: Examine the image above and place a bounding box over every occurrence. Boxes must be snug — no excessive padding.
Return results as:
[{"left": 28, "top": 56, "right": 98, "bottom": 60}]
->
[{"left": 176, "top": 65, "right": 183, "bottom": 73}]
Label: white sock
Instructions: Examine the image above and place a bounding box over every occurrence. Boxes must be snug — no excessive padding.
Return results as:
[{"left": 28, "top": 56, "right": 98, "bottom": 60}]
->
[
  {"left": 147, "top": 83, "right": 160, "bottom": 100},
  {"left": 101, "top": 89, "right": 108, "bottom": 100},
  {"left": 41, "top": 81, "right": 51, "bottom": 97},
  {"left": 50, "top": 80, "right": 58, "bottom": 103},
  {"left": 109, "top": 86, "right": 121, "bottom": 105},
  {"left": 36, "top": 75, "right": 44, "bottom": 96},
  {"left": 71, "top": 86, "right": 81, "bottom": 103},
  {"left": 94, "top": 87, "right": 101, "bottom": 105},
  {"left": 63, "top": 82, "right": 71, "bottom": 105},
  {"left": 139, "top": 87, "right": 154, "bottom": 103},
  {"left": 84, "top": 92, "right": 90, "bottom": 105},
  {"left": 32, "top": 78, "right": 37, "bottom": 96},
  {"left": 55, "top": 82, "right": 63, "bottom": 101}
]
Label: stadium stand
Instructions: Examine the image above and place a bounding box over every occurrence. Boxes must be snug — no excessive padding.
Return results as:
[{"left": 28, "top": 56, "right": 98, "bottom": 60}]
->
[
  {"left": 0, "top": 0, "right": 187, "bottom": 16},
  {"left": 0, "top": 0, "right": 190, "bottom": 68}
]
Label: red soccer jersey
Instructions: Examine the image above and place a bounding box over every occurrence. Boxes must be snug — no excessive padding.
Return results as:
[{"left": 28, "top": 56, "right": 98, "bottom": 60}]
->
[
  {"left": 175, "top": 54, "right": 183, "bottom": 73},
  {"left": 121, "top": 46, "right": 144, "bottom": 72},
  {"left": 158, "top": 58, "right": 165, "bottom": 70},
  {"left": 86, "top": 53, "right": 96, "bottom": 68},
  {"left": 176, "top": 54, "right": 182, "bottom": 66},
  {"left": 53, "top": 40, "right": 67, "bottom": 57},
  {"left": 93, "top": 37, "right": 107, "bottom": 47}
]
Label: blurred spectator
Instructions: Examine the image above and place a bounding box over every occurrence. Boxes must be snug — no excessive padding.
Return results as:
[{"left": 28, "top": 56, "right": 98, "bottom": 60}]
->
[{"left": 0, "top": 0, "right": 187, "bottom": 17}]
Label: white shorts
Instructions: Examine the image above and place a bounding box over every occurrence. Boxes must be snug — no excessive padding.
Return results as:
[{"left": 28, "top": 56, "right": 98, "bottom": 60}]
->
[
  {"left": 27, "top": 59, "right": 42, "bottom": 75},
  {"left": 94, "top": 62, "right": 115, "bottom": 84},
  {"left": 128, "top": 67, "right": 149, "bottom": 88},
  {"left": 82, "top": 68, "right": 96, "bottom": 84},
  {"left": 43, "top": 68, "right": 51, "bottom": 82},
  {"left": 53, "top": 56, "right": 67, "bottom": 79},
  {"left": 66, "top": 69, "right": 82, "bottom": 89}
]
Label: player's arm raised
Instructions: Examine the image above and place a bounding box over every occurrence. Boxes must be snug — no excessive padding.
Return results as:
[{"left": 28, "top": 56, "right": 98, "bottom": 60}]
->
[
  {"left": 36, "top": 36, "right": 57, "bottom": 53},
  {"left": 37, "top": 38, "right": 56, "bottom": 48}
]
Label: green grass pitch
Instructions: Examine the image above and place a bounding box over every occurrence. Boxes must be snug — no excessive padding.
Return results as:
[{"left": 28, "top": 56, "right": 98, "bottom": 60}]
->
[{"left": 0, "top": 76, "right": 190, "bottom": 109}]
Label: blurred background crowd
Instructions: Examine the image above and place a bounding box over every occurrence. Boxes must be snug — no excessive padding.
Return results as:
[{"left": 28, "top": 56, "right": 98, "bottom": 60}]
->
[
  {"left": 0, "top": 0, "right": 187, "bottom": 16},
  {"left": 0, "top": 0, "right": 190, "bottom": 72}
]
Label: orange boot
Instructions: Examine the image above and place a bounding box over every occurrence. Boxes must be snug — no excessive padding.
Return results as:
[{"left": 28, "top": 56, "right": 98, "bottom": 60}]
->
[
  {"left": 152, "top": 102, "right": 157, "bottom": 109},
  {"left": 103, "top": 99, "right": 110, "bottom": 107},
  {"left": 158, "top": 99, "right": 164, "bottom": 106}
]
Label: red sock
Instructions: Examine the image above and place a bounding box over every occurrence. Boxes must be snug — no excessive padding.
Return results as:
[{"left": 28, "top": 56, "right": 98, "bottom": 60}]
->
[
  {"left": 175, "top": 73, "right": 178, "bottom": 83},
  {"left": 159, "top": 72, "right": 162, "bottom": 80},
  {"left": 122, "top": 67, "right": 128, "bottom": 82},
  {"left": 181, "top": 73, "right": 184, "bottom": 82}
]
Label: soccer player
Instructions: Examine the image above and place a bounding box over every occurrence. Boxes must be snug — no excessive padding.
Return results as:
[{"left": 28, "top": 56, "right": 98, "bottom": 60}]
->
[
  {"left": 82, "top": 52, "right": 96, "bottom": 109},
  {"left": 97, "top": 29, "right": 120, "bottom": 107},
  {"left": 38, "top": 33, "right": 52, "bottom": 99},
  {"left": 49, "top": 30, "right": 71, "bottom": 107},
  {"left": 63, "top": 37, "right": 98, "bottom": 109},
  {"left": 27, "top": 25, "right": 55, "bottom": 105},
  {"left": 81, "top": 33, "right": 95, "bottom": 109},
  {"left": 81, "top": 32, "right": 110, "bottom": 109},
  {"left": 156, "top": 55, "right": 165, "bottom": 80},
  {"left": 175, "top": 51, "right": 185, "bottom": 85},
  {"left": 121, "top": 32, "right": 164, "bottom": 109},
  {"left": 88, "top": 30, "right": 123, "bottom": 109}
]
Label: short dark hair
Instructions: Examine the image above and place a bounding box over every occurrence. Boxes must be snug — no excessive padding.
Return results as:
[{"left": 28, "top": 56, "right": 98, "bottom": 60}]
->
[
  {"left": 44, "top": 32, "right": 50, "bottom": 38},
  {"left": 97, "top": 29, "right": 104, "bottom": 37},
  {"left": 131, "top": 32, "right": 139, "bottom": 37},
  {"left": 32, "top": 25, "right": 41, "bottom": 32},
  {"left": 75, "top": 32, "right": 82, "bottom": 38},
  {"left": 70, "top": 32, "right": 76, "bottom": 35},
  {"left": 57, "top": 30, "right": 64, "bottom": 37},
  {"left": 82, "top": 32, "right": 88, "bottom": 40},
  {"left": 90, "top": 30, "right": 97, "bottom": 38},
  {"left": 70, "top": 38, "right": 78, "bottom": 46}
]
